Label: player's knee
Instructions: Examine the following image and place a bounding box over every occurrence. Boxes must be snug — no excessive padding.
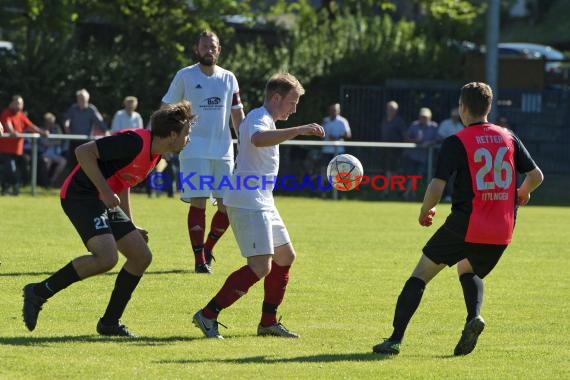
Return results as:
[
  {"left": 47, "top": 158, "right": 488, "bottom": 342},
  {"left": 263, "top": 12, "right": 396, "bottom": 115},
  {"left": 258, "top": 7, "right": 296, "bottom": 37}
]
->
[
  {"left": 98, "top": 252, "right": 119, "bottom": 272},
  {"left": 249, "top": 262, "right": 271, "bottom": 278},
  {"left": 139, "top": 250, "right": 153, "bottom": 270}
]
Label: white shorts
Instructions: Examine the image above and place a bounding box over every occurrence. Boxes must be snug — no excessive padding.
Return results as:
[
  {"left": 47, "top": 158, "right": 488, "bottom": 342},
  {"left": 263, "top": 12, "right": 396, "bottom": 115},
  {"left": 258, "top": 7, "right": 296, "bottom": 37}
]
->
[
  {"left": 180, "top": 158, "right": 233, "bottom": 201},
  {"left": 226, "top": 206, "right": 291, "bottom": 258}
]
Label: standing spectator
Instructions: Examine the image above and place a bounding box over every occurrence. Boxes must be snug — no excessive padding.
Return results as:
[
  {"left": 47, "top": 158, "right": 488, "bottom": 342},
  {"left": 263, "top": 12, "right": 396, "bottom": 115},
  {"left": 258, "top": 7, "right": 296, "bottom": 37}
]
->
[
  {"left": 402, "top": 107, "right": 439, "bottom": 201},
  {"left": 162, "top": 31, "right": 245, "bottom": 274},
  {"left": 41, "top": 113, "right": 67, "bottom": 188},
  {"left": 321, "top": 103, "right": 352, "bottom": 165},
  {"left": 111, "top": 96, "right": 144, "bottom": 133},
  {"left": 372, "top": 82, "right": 544, "bottom": 356},
  {"left": 437, "top": 107, "right": 464, "bottom": 202},
  {"left": 379, "top": 101, "right": 407, "bottom": 195},
  {"left": 0, "top": 121, "right": 4, "bottom": 134},
  {"left": 192, "top": 73, "right": 324, "bottom": 339},
  {"left": 63, "top": 89, "right": 108, "bottom": 170},
  {"left": 437, "top": 107, "right": 463, "bottom": 140},
  {"left": 0, "top": 95, "right": 48, "bottom": 195},
  {"left": 22, "top": 101, "right": 195, "bottom": 337}
]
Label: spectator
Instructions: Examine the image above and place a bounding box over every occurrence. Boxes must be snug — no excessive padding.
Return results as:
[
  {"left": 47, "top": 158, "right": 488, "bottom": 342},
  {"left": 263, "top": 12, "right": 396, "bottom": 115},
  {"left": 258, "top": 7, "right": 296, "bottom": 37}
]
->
[
  {"left": 437, "top": 107, "right": 463, "bottom": 140},
  {"left": 111, "top": 96, "right": 144, "bottom": 133},
  {"left": 321, "top": 102, "right": 351, "bottom": 168},
  {"left": 63, "top": 89, "right": 108, "bottom": 170},
  {"left": 41, "top": 112, "right": 67, "bottom": 188},
  {"left": 0, "top": 121, "right": 4, "bottom": 134},
  {"left": 0, "top": 95, "right": 47, "bottom": 195},
  {"left": 403, "top": 107, "right": 439, "bottom": 201},
  {"left": 379, "top": 100, "right": 407, "bottom": 196}
]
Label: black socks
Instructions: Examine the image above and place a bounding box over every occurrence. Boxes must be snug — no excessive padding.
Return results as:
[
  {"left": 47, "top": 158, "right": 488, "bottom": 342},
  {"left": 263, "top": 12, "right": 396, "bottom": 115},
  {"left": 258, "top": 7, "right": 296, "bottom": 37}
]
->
[
  {"left": 35, "top": 261, "right": 81, "bottom": 299},
  {"left": 459, "top": 272, "right": 484, "bottom": 323},
  {"left": 390, "top": 276, "right": 426, "bottom": 341},
  {"left": 100, "top": 268, "right": 142, "bottom": 326}
]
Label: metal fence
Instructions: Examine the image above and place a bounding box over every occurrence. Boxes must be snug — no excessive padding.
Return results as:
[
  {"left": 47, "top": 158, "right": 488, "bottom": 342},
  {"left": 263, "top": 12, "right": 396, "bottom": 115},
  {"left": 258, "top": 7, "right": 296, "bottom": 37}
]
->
[
  {"left": 1, "top": 133, "right": 426, "bottom": 197},
  {"left": 340, "top": 85, "right": 570, "bottom": 175}
]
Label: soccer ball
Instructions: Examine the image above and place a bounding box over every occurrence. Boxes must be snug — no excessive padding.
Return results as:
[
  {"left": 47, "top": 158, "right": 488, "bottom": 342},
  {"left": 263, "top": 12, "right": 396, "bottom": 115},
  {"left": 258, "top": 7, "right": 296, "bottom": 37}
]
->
[{"left": 326, "top": 154, "right": 364, "bottom": 191}]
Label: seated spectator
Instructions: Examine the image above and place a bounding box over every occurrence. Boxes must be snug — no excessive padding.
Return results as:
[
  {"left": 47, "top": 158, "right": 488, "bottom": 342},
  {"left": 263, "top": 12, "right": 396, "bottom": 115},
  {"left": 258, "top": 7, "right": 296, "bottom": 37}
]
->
[
  {"left": 41, "top": 113, "right": 67, "bottom": 187},
  {"left": 111, "top": 96, "right": 143, "bottom": 133}
]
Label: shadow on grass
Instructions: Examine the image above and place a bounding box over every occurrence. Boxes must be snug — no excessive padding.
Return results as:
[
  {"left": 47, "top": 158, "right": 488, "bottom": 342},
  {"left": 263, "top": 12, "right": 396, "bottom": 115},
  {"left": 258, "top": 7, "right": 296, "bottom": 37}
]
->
[
  {"left": 0, "top": 269, "right": 193, "bottom": 277},
  {"left": 157, "top": 352, "right": 394, "bottom": 365},
  {"left": 0, "top": 335, "right": 198, "bottom": 347}
]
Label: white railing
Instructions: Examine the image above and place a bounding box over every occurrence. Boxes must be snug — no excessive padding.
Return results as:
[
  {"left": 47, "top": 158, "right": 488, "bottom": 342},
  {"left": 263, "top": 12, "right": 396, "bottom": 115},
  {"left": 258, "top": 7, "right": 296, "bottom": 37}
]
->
[{"left": 1, "top": 133, "right": 436, "bottom": 197}]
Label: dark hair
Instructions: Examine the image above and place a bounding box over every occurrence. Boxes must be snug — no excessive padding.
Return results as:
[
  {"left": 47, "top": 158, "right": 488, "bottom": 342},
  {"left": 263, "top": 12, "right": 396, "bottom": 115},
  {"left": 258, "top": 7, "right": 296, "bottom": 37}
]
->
[
  {"left": 151, "top": 101, "right": 196, "bottom": 138},
  {"left": 460, "top": 82, "right": 493, "bottom": 117},
  {"left": 198, "top": 31, "right": 219, "bottom": 45}
]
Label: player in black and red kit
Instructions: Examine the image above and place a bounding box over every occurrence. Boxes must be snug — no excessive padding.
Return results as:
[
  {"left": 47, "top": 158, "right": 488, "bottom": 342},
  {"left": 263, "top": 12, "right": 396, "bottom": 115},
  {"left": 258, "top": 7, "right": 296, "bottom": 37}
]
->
[
  {"left": 373, "top": 82, "right": 544, "bottom": 356},
  {"left": 22, "top": 101, "right": 195, "bottom": 337}
]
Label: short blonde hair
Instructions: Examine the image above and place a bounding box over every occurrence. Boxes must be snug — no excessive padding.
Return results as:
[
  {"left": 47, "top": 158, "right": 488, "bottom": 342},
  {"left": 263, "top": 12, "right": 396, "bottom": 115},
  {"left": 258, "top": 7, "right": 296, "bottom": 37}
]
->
[
  {"left": 265, "top": 73, "right": 305, "bottom": 101},
  {"left": 124, "top": 96, "right": 138, "bottom": 104}
]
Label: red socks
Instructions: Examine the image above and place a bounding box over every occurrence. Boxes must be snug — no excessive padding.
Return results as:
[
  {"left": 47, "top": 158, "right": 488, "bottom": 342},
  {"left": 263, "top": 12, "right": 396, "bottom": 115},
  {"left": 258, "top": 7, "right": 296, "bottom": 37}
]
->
[
  {"left": 204, "top": 211, "right": 229, "bottom": 252},
  {"left": 261, "top": 261, "right": 291, "bottom": 327},
  {"left": 188, "top": 206, "right": 206, "bottom": 265},
  {"left": 203, "top": 265, "right": 260, "bottom": 319}
]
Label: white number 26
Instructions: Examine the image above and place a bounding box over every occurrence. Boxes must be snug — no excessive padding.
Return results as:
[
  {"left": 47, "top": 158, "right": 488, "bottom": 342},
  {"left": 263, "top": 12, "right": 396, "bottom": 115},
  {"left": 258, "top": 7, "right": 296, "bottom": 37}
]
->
[{"left": 473, "top": 147, "right": 513, "bottom": 190}]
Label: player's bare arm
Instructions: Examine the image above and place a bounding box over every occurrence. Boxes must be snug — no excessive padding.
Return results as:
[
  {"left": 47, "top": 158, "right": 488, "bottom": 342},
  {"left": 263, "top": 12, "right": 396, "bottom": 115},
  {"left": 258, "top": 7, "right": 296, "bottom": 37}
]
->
[
  {"left": 251, "top": 123, "right": 324, "bottom": 147},
  {"left": 75, "top": 141, "right": 120, "bottom": 209},
  {"left": 117, "top": 188, "right": 132, "bottom": 218},
  {"left": 517, "top": 167, "right": 544, "bottom": 206},
  {"left": 419, "top": 178, "right": 446, "bottom": 226},
  {"left": 231, "top": 108, "right": 245, "bottom": 137}
]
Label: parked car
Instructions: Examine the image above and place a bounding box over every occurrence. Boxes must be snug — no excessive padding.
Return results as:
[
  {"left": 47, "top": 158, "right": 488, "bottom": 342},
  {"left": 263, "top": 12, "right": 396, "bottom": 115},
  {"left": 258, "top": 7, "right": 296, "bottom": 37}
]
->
[{"left": 498, "top": 43, "right": 566, "bottom": 73}]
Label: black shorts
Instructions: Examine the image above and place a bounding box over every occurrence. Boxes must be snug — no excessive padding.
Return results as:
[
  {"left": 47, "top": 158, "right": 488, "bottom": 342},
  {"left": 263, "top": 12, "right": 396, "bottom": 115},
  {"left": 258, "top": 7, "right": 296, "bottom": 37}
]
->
[
  {"left": 61, "top": 198, "right": 136, "bottom": 245},
  {"left": 422, "top": 225, "right": 507, "bottom": 278}
]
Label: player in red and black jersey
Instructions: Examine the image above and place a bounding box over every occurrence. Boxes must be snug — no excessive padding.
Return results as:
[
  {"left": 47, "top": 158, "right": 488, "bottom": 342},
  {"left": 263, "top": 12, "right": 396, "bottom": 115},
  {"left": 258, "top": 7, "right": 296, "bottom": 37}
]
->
[
  {"left": 373, "top": 82, "right": 543, "bottom": 356},
  {"left": 22, "top": 101, "right": 195, "bottom": 337}
]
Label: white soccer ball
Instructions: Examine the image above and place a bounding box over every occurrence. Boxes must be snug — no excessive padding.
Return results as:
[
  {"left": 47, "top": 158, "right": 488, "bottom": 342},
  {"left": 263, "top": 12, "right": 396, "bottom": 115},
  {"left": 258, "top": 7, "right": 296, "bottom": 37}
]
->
[{"left": 326, "top": 154, "right": 364, "bottom": 191}]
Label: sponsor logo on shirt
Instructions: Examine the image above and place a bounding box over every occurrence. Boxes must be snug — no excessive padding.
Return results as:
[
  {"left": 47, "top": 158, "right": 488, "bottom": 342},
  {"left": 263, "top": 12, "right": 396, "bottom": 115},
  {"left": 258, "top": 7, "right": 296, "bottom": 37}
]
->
[{"left": 200, "top": 97, "right": 224, "bottom": 110}]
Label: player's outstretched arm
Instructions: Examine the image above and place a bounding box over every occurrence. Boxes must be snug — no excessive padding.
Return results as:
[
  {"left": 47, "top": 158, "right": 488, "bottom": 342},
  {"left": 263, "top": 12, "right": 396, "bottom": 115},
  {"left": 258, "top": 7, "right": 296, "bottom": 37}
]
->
[
  {"left": 517, "top": 167, "right": 544, "bottom": 206},
  {"left": 252, "top": 123, "right": 324, "bottom": 147},
  {"left": 419, "top": 178, "right": 446, "bottom": 226}
]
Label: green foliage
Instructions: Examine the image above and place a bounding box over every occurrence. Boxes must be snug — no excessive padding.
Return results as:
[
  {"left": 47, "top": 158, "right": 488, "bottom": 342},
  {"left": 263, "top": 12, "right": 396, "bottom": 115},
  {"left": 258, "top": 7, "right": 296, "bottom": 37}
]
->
[
  {"left": 225, "top": 1, "right": 468, "bottom": 123},
  {"left": 0, "top": 0, "right": 484, "bottom": 125}
]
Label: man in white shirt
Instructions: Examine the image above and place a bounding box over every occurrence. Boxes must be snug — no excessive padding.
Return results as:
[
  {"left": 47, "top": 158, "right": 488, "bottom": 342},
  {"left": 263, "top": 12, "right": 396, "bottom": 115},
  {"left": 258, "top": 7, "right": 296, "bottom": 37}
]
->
[
  {"left": 321, "top": 103, "right": 351, "bottom": 163},
  {"left": 437, "top": 107, "right": 463, "bottom": 140},
  {"left": 162, "top": 31, "right": 245, "bottom": 274},
  {"left": 192, "top": 73, "right": 324, "bottom": 339},
  {"left": 111, "top": 96, "right": 144, "bottom": 133}
]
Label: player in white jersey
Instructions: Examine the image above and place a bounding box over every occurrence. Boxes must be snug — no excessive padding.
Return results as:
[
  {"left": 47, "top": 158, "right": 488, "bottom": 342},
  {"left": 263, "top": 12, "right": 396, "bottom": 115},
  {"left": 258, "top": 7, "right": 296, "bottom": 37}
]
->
[
  {"left": 162, "top": 31, "right": 245, "bottom": 274},
  {"left": 192, "top": 73, "right": 324, "bottom": 339}
]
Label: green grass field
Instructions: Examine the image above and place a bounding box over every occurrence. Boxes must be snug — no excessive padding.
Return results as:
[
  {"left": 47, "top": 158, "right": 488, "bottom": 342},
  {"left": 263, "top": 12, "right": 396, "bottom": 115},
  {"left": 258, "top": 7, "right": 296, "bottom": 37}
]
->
[{"left": 1, "top": 194, "right": 568, "bottom": 379}]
